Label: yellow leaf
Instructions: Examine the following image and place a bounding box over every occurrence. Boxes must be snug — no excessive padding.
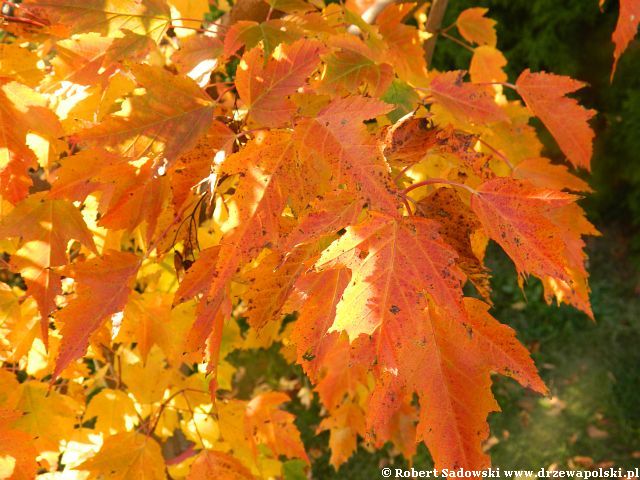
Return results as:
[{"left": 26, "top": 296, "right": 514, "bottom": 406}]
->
[
  {"left": 120, "top": 346, "right": 174, "bottom": 406},
  {"left": 169, "top": 0, "right": 209, "bottom": 37},
  {"left": 58, "top": 428, "right": 102, "bottom": 472},
  {"left": 12, "top": 381, "right": 79, "bottom": 452},
  {"left": 85, "top": 389, "right": 138, "bottom": 435},
  {"left": 0, "top": 44, "right": 44, "bottom": 87},
  {"left": 77, "top": 431, "right": 166, "bottom": 480}
]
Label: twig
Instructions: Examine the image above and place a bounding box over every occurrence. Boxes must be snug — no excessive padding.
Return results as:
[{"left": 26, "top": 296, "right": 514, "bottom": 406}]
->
[
  {"left": 478, "top": 138, "right": 514, "bottom": 171},
  {"left": 440, "top": 31, "right": 474, "bottom": 52},
  {"left": 423, "top": 0, "right": 449, "bottom": 64}
]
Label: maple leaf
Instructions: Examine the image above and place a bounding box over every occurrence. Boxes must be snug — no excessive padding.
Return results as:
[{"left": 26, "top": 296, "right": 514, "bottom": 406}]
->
[
  {"left": 75, "top": 65, "right": 215, "bottom": 163},
  {"left": 47, "top": 33, "right": 127, "bottom": 89},
  {"left": 218, "top": 131, "right": 304, "bottom": 254},
  {"left": 429, "top": 70, "right": 508, "bottom": 123},
  {"left": 0, "top": 0, "right": 605, "bottom": 473},
  {"left": 245, "top": 392, "right": 309, "bottom": 463},
  {"left": 94, "top": 160, "right": 170, "bottom": 242},
  {"left": 168, "top": 121, "right": 235, "bottom": 209},
  {"left": 280, "top": 191, "right": 363, "bottom": 252},
  {"left": 235, "top": 40, "right": 325, "bottom": 127},
  {"left": 469, "top": 46, "right": 507, "bottom": 84},
  {"left": 77, "top": 431, "right": 166, "bottom": 479},
  {"left": 175, "top": 131, "right": 303, "bottom": 351},
  {"left": 516, "top": 69, "right": 596, "bottom": 171},
  {"left": 51, "top": 149, "right": 169, "bottom": 241},
  {"left": 0, "top": 409, "right": 37, "bottom": 480},
  {"left": 513, "top": 157, "right": 592, "bottom": 192},
  {"left": 121, "top": 292, "right": 174, "bottom": 362},
  {"left": 317, "top": 401, "right": 366, "bottom": 468},
  {"left": 242, "top": 193, "right": 363, "bottom": 330},
  {"left": 188, "top": 450, "right": 254, "bottom": 480},
  {"left": 173, "top": 246, "right": 223, "bottom": 306},
  {"left": 382, "top": 115, "right": 439, "bottom": 167},
  {"left": 375, "top": 2, "right": 426, "bottom": 85},
  {"left": 54, "top": 251, "right": 139, "bottom": 377},
  {"left": 243, "top": 247, "right": 316, "bottom": 330},
  {"left": 84, "top": 388, "right": 138, "bottom": 435},
  {"left": 23, "top": 0, "right": 171, "bottom": 41},
  {"left": 172, "top": 34, "right": 223, "bottom": 86},
  {"left": 316, "top": 212, "right": 468, "bottom": 339},
  {"left": 456, "top": 8, "right": 497, "bottom": 47},
  {"left": 224, "top": 19, "right": 303, "bottom": 58},
  {"left": 289, "top": 268, "right": 352, "bottom": 382},
  {"left": 611, "top": 0, "right": 640, "bottom": 77},
  {"left": 12, "top": 381, "right": 80, "bottom": 451},
  {"left": 287, "top": 268, "right": 374, "bottom": 439},
  {"left": 266, "top": 0, "right": 315, "bottom": 13},
  {"left": 312, "top": 212, "right": 545, "bottom": 469},
  {"left": 318, "top": 34, "right": 393, "bottom": 97},
  {"left": 0, "top": 194, "right": 96, "bottom": 269},
  {"left": 294, "top": 96, "right": 400, "bottom": 215},
  {"left": 0, "top": 44, "right": 44, "bottom": 87},
  {"left": 0, "top": 194, "right": 97, "bottom": 343},
  {"left": 0, "top": 82, "right": 61, "bottom": 203},
  {"left": 367, "top": 297, "right": 546, "bottom": 469},
  {"left": 168, "top": 0, "right": 209, "bottom": 38},
  {"left": 417, "top": 188, "right": 491, "bottom": 301},
  {"left": 470, "top": 177, "right": 593, "bottom": 316}
]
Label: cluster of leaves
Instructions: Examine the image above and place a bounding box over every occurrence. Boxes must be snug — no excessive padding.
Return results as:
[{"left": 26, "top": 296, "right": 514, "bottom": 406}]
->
[{"left": 0, "top": 0, "right": 637, "bottom": 477}]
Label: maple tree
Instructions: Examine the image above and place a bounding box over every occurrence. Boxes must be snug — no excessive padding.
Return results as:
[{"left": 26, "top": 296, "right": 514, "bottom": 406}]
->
[{"left": 0, "top": 0, "right": 637, "bottom": 477}]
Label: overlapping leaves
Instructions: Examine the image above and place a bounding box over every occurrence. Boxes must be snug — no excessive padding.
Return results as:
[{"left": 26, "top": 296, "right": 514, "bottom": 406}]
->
[{"left": 0, "top": 0, "right": 618, "bottom": 477}]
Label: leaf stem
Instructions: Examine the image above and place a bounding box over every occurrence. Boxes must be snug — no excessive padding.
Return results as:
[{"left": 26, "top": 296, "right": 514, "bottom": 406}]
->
[
  {"left": 402, "top": 196, "right": 413, "bottom": 215},
  {"left": 474, "top": 81, "right": 518, "bottom": 90},
  {"left": 439, "top": 31, "right": 474, "bottom": 52},
  {"left": 478, "top": 138, "right": 514, "bottom": 171},
  {"left": 403, "top": 178, "right": 476, "bottom": 195},
  {"left": 423, "top": 0, "right": 449, "bottom": 63}
]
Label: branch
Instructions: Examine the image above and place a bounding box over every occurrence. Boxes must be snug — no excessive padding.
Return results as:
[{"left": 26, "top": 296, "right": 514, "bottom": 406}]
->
[{"left": 423, "top": 0, "right": 449, "bottom": 65}]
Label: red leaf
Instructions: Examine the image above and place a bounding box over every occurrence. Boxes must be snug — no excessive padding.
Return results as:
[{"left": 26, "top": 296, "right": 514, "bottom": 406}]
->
[
  {"left": 235, "top": 39, "right": 325, "bottom": 127},
  {"left": 611, "top": 0, "right": 640, "bottom": 77},
  {"left": 188, "top": 450, "right": 253, "bottom": 480},
  {"left": 294, "top": 96, "right": 399, "bottom": 215},
  {"left": 430, "top": 70, "right": 508, "bottom": 123},
  {"left": 516, "top": 69, "right": 596, "bottom": 170},
  {"left": 470, "top": 177, "right": 593, "bottom": 316},
  {"left": 54, "top": 251, "right": 139, "bottom": 377}
]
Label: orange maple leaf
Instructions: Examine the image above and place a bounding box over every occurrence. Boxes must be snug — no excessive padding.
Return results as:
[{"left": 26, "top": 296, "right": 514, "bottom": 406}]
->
[
  {"left": 236, "top": 39, "right": 325, "bottom": 127},
  {"left": 516, "top": 69, "right": 596, "bottom": 171},
  {"left": 54, "top": 251, "right": 139, "bottom": 377}
]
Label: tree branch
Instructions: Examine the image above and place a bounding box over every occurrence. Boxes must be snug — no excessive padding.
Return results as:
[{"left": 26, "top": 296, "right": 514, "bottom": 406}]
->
[{"left": 423, "top": 0, "right": 449, "bottom": 65}]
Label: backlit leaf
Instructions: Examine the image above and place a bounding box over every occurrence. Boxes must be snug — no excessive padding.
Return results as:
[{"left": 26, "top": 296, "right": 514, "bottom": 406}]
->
[
  {"left": 235, "top": 40, "right": 325, "bottom": 127},
  {"left": 429, "top": 70, "right": 507, "bottom": 123},
  {"left": 76, "top": 65, "right": 215, "bottom": 163},
  {"left": 516, "top": 69, "right": 596, "bottom": 170},
  {"left": 456, "top": 8, "right": 497, "bottom": 47},
  {"left": 54, "top": 251, "right": 140, "bottom": 377},
  {"left": 77, "top": 431, "right": 166, "bottom": 479}
]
